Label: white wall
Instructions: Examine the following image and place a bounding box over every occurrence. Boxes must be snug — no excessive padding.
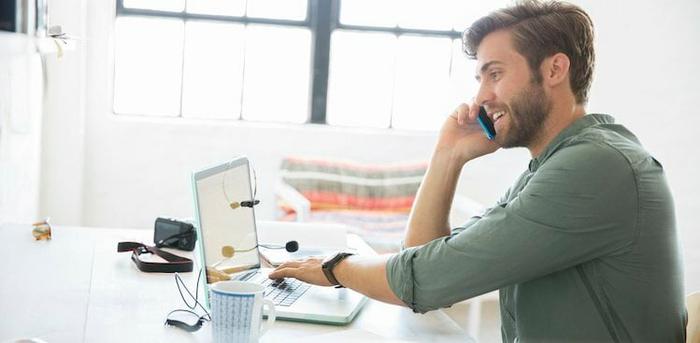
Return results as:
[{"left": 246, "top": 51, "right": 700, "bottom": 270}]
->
[
  {"left": 0, "top": 34, "right": 44, "bottom": 224},
  {"left": 39, "top": 0, "right": 87, "bottom": 226},
  {"left": 41, "top": 0, "right": 699, "bottom": 290},
  {"left": 579, "top": 0, "right": 700, "bottom": 291}
]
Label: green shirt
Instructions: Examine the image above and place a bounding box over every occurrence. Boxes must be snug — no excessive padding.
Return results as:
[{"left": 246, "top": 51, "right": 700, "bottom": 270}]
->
[{"left": 386, "top": 114, "right": 686, "bottom": 342}]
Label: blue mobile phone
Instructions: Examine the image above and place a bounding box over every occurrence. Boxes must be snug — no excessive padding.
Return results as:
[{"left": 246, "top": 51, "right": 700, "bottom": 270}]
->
[{"left": 476, "top": 106, "right": 496, "bottom": 140}]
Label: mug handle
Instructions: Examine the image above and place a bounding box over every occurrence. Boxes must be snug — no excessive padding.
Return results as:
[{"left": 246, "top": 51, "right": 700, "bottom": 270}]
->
[{"left": 259, "top": 298, "right": 276, "bottom": 337}]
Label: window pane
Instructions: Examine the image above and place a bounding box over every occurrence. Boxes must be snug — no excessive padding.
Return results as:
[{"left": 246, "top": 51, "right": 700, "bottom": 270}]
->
[
  {"left": 327, "top": 31, "right": 396, "bottom": 128},
  {"left": 246, "top": 0, "right": 307, "bottom": 21},
  {"left": 186, "top": 0, "right": 246, "bottom": 17},
  {"left": 123, "top": 0, "right": 185, "bottom": 12},
  {"left": 339, "top": 0, "right": 397, "bottom": 28},
  {"left": 114, "top": 17, "right": 184, "bottom": 116},
  {"left": 241, "top": 25, "right": 311, "bottom": 123},
  {"left": 398, "top": 0, "right": 455, "bottom": 31},
  {"left": 181, "top": 21, "right": 245, "bottom": 119},
  {"left": 392, "top": 35, "right": 452, "bottom": 131},
  {"left": 448, "top": 39, "right": 479, "bottom": 110}
]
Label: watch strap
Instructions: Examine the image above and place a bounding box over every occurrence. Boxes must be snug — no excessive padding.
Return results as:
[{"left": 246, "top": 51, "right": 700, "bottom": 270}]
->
[{"left": 322, "top": 252, "right": 354, "bottom": 287}]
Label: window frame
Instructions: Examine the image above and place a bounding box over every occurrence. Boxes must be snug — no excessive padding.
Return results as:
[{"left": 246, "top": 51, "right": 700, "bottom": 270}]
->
[{"left": 114, "top": 0, "right": 462, "bottom": 126}]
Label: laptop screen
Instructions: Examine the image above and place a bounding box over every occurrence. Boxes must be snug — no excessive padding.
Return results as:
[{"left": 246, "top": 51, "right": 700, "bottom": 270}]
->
[{"left": 192, "top": 158, "right": 260, "bottom": 284}]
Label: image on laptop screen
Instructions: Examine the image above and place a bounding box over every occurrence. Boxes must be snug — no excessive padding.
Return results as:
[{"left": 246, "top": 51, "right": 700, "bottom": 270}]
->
[{"left": 193, "top": 159, "right": 260, "bottom": 284}]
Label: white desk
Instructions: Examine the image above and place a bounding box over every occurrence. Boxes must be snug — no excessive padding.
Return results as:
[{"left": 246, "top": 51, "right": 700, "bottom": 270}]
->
[{"left": 0, "top": 223, "right": 474, "bottom": 342}]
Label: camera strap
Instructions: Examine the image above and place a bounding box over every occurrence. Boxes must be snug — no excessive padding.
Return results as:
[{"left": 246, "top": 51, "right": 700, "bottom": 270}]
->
[{"left": 117, "top": 242, "right": 193, "bottom": 273}]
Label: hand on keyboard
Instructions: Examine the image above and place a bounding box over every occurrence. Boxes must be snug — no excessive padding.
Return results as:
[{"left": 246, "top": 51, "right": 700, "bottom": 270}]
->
[{"left": 268, "top": 257, "right": 334, "bottom": 287}]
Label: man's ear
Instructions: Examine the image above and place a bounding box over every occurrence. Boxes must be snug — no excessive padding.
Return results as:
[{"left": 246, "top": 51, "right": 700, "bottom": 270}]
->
[{"left": 542, "top": 52, "right": 570, "bottom": 87}]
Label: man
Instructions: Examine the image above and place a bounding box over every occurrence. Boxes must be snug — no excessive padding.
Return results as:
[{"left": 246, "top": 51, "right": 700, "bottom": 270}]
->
[{"left": 269, "top": 1, "right": 687, "bottom": 341}]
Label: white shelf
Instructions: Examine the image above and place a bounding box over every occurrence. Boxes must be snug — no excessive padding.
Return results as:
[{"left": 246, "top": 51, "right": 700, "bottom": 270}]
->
[
  {"left": 35, "top": 36, "right": 77, "bottom": 56},
  {"left": 0, "top": 31, "right": 77, "bottom": 57}
]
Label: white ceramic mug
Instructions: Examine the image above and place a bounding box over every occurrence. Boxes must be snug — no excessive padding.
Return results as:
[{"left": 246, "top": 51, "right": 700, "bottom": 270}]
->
[{"left": 210, "top": 281, "right": 276, "bottom": 343}]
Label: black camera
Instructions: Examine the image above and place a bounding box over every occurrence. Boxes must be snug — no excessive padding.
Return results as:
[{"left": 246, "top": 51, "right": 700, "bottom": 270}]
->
[{"left": 154, "top": 217, "right": 196, "bottom": 251}]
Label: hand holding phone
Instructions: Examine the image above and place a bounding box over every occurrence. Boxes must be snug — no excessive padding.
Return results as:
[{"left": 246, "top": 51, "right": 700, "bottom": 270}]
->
[
  {"left": 476, "top": 106, "right": 496, "bottom": 140},
  {"left": 441, "top": 103, "right": 499, "bottom": 163}
]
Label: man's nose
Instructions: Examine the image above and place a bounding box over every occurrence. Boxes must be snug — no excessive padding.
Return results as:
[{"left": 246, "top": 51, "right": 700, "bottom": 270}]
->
[{"left": 474, "top": 82, "right": 495, "bottom": 107}]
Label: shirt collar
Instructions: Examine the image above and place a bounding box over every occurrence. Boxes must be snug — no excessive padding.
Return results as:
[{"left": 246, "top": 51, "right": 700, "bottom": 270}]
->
[{"left": 528, "top": 113, "right": 615, "bottom": 172}]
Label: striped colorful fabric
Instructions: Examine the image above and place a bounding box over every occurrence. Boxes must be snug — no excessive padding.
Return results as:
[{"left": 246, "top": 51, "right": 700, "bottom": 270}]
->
[{"left": 279, "top": 156, "right": 427, "bottom": 213}]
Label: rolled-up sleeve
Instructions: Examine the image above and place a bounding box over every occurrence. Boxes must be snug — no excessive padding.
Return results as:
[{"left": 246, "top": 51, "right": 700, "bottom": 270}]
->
[{"left": 386, "top": 141, "right": 638, "bottom": 313}]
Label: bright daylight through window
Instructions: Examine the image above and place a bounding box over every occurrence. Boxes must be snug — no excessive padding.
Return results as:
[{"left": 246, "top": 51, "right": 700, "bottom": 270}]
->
[{"left": 113, "top": 0, "right": 504, "bottom": 131}]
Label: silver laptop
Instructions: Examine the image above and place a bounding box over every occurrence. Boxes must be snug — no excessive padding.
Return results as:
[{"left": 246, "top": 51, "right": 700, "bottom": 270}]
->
[{"left": 191, "top": 156, "right": 367, "bottom": 324}]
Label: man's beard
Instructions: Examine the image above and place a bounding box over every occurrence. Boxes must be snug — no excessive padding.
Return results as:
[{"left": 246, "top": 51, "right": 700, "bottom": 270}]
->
[{"left": 498, "top": 80, "right": 551, "bottom": 149}]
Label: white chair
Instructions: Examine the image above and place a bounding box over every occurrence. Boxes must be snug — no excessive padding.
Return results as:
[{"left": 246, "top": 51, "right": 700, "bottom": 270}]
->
[
  {"left": 274, "top": 156, "right": 485, "bottom": 253},
  {"left": 277, "top": 179, "right": 484, "bottom": 252},
  {"left": 465, "top": 290, "right": 500, "bottom": 339}
]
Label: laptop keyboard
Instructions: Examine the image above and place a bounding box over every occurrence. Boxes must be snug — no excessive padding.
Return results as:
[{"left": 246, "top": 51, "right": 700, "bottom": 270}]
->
[
  {"left": 237, "top": 271, "right": 311, "bottom": 307},
  {"left": 261, "top": 277, "right": 311, "bottom": 307}
]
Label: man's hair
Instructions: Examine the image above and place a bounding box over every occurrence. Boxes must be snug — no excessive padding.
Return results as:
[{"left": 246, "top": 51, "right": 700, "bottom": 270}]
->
[{"left": 463, "top": 0, "right": 595, "bottom": 104}]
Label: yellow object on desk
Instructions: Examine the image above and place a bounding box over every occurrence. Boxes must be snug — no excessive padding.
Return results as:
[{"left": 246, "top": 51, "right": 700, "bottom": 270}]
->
[{"left": 31, "top": 219, "right": 52, "bottom": 241}]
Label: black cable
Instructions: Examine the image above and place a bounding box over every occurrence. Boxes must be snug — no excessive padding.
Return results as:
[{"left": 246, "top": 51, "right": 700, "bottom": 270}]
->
[
  {"left": 164, "top": 267, "right": 211, "bottom": 330},
  {"left": 175, "top": 268, "right": 209, "bottom": 314}
]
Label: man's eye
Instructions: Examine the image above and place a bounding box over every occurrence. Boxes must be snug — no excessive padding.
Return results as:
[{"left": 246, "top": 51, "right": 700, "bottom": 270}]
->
[{"left": 490, "top": 72, "right": 500, "bottom": 80}]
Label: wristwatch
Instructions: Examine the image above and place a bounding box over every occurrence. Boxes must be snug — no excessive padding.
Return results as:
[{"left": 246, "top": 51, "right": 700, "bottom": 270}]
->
[{"left": 321, "top": 252, "right": 354, "bottom": 288}]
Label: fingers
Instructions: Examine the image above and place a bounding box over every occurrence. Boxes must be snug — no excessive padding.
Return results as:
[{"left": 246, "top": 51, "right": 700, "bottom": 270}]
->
[
  {"left": 268, "top": 260, "right": 301, "bottom": 280},
  {"left": 455, "top": 103, "right": 470, "bottom": 125},
  {"left": 455, "top": 102, "right": 481, "bottom": 125},
  {"left": 268, "top": 257, "right": 323, "bottom": 281},
  {"left": 268, "top": 267, "right": 296, "bottom": 280},
  {"left": 468, "top": 101, "right": 480, "bottom": 122},
  {"left": 277, "top": 260, "right": 302, "bottom": 269}
]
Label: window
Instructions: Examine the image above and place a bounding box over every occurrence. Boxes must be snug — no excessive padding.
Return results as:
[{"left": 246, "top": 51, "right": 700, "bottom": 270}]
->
[{"left": 114, "top": 0, "right": 503, "bottom": 130}]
